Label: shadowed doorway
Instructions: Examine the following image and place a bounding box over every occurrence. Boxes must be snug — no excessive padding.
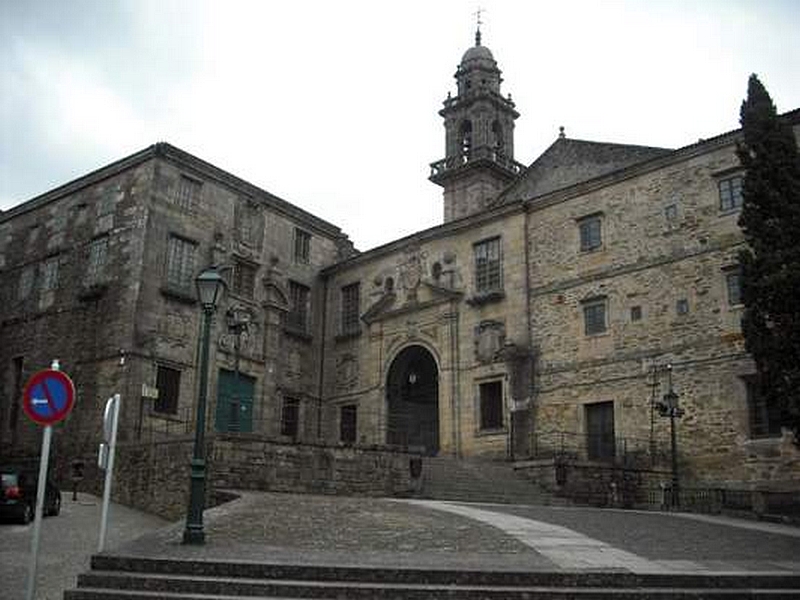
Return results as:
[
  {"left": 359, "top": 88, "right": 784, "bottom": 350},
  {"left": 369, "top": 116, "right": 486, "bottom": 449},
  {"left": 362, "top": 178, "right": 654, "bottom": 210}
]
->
[{"left": 386, "top": 345, "right": 439, "bottom": 455}]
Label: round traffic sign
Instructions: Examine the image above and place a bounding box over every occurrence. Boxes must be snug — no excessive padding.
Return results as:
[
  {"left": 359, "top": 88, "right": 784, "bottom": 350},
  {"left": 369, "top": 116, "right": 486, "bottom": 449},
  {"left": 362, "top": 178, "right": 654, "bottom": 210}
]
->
[{"left": 22, "top": 369, "right": 76, "bottom": 426}]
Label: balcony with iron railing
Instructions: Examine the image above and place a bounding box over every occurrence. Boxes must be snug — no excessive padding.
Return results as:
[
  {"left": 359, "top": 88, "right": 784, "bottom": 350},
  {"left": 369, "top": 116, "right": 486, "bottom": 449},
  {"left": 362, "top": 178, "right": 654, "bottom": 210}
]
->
[{"left": 430, "top": 146, "right": 526, "bottom": 180}]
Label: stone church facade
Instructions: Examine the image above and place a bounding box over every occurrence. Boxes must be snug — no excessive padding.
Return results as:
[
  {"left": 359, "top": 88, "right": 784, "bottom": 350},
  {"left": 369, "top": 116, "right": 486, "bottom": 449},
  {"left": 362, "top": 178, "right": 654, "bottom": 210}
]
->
[{"left": 2, "top": 33, "right": 799, "bottom": 490}]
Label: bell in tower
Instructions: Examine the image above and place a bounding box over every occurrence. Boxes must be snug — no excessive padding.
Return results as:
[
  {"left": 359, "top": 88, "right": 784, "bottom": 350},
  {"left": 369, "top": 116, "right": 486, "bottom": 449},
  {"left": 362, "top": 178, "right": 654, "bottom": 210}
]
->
[{"left": 429, "top": 28, "right": 523, "bottom": 223}]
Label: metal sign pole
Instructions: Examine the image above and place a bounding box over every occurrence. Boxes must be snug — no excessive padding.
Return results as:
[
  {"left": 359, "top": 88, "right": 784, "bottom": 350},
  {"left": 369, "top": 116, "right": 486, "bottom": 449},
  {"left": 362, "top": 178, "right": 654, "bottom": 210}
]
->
[
  {"left": 25, "top": 358, "right": 61, "bottom": 600},
  {"left": 98, "top": 394, "right": 121, "bottom": 553}
]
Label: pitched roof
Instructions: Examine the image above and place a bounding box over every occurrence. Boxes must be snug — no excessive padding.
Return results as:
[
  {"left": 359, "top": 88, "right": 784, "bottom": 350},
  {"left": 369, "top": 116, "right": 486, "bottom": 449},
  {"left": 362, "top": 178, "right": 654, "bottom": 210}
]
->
[{"left": 498, "top": 137, "right": 673, "bottom": 204}]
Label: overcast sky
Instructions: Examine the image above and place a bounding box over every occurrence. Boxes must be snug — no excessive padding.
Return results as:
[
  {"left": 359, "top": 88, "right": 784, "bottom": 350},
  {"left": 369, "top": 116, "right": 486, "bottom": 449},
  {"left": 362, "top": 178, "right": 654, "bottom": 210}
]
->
[{"left": 2, "top": 0, "right": 799, "bottom": 250}]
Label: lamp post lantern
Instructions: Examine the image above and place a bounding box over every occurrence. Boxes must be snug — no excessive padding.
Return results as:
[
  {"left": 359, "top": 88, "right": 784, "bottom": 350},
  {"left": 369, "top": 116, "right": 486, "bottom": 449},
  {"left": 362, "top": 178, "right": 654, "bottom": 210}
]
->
[
  {"left": 183, "top": 267, "right": 226, "bottom": 545},
  {"left": 656, "top": 364, "right": 684, "bottom": 509}
]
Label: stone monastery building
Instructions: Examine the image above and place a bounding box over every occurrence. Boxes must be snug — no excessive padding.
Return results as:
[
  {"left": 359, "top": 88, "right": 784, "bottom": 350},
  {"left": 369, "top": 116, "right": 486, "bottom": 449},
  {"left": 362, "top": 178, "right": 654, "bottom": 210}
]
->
[{"left": 2, "top": 31, "right": 799, "bottom": 492}]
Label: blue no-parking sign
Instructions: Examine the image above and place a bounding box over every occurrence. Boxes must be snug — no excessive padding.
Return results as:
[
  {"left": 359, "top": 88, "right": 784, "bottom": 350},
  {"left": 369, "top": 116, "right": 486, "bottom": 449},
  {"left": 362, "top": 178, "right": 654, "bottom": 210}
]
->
[{"left": 22, "top": 369, "right": 75, "bottom": 426}]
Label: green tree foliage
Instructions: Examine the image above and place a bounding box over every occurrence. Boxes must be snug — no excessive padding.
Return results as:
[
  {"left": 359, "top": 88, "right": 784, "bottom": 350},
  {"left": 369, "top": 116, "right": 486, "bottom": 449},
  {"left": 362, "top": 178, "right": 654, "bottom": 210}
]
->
[{"left": 737, "top": 74, "right": 800, "bottom": 444}]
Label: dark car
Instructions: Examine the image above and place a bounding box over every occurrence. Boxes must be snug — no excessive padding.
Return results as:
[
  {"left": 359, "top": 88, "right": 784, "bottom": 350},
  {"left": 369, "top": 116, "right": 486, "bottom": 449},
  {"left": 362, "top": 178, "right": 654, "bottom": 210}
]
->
[{"left": 0, "top": 467, "right": 61, "bottom": 524}]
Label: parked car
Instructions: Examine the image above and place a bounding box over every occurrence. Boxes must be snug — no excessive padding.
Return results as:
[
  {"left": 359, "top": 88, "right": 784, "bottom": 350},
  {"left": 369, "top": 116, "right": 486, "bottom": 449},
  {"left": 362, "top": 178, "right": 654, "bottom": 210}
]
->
[{"left": 0, "top": 467, "right": 61, "bottom": 524}]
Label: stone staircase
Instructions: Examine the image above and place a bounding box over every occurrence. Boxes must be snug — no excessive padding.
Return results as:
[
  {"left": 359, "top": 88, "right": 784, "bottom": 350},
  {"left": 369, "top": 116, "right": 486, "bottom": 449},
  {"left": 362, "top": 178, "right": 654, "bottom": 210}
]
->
[
  {"left": 415, "top": 455, "right": 552, "bottom": 504},
  {"left": 65, "top": 555, "right": 800, "bottom": 599}
]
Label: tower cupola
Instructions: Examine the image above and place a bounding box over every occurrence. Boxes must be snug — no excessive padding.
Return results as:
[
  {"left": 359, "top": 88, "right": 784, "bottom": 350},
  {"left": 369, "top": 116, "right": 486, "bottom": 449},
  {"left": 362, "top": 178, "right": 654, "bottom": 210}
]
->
[{"left": 430, "top": 29, "right": 523, "bottom": 222}]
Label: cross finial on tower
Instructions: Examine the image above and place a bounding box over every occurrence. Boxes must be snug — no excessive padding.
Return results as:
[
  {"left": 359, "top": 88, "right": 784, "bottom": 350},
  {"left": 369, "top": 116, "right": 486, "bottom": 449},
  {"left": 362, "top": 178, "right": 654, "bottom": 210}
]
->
[{"left": 474, "top": 6, "right": 485, "bottom": 46}]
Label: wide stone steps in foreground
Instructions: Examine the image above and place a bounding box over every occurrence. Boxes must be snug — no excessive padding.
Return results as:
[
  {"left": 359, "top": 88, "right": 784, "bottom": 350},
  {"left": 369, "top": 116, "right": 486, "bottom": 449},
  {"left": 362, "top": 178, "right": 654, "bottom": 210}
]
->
[{"left": 63, "top": 555, "right": 800, "bottom": 599}]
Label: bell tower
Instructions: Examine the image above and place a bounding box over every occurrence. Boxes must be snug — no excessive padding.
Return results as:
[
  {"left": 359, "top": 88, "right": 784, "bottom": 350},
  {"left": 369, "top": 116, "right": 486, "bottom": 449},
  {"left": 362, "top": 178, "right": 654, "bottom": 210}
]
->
[{"left": 430, "top": 28, "right": 523, "bottom": 222}]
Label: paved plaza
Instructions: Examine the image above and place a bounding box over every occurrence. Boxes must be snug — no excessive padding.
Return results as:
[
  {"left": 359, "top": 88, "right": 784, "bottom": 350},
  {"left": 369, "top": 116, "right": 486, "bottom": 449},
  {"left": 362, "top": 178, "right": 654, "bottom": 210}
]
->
[{"left": 3, "top": 491, "right": 800, "bottom": 599}]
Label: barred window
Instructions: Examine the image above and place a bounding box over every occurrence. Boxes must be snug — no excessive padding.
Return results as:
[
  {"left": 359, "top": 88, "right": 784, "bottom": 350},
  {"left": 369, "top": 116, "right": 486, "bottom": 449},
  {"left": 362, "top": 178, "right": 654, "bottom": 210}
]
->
[
  {"left": 165, "top": 235, "right": 197, "bottom": 293},
  {"left": 583, "top": 297, "right": 607, "bottom": 335},
  {"left": 578, "top": 214, "right": 603, "bottom": 252},
  {"left": 341, "top": 282, "right": 360, "bottom": 334},
  {"left": 41, "top": 257, "right": 59, "bottom": 291},
  {"left": 745, "top": 377, "right": 781, "bottom": 439},
  {"left": 86, "top": 236, "right": 109, "bottom": 285},
  {"left": 154, "top": 365, "right": 180, "bottom": 415},
  {"left": 287, "top": 281, "right": 310, "bottom": 332},
  {"left": 340, "top": 404, "right": 357, "bottom": 444},
  {"left": 294, "top": 228, "right": 311, "bottom": 263},
  {"left": 719, "top": 175, "right": 743, "bottom": 212},
  {"left": 232, "top": 260, "right": 257, "bottom": 299},
  {"left": 171, "top": 175, "right": 202, "bottom": 211},
  {"left": 281, "top": 397, "right": 300, "bottom": 439},
  {"left": 474, "top": 237, "right": 502, "bottom": 293}
]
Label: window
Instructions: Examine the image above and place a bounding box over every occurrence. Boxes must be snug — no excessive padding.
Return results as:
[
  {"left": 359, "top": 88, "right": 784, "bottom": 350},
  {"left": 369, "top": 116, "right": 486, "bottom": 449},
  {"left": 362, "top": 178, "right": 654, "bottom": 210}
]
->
[
  {"left": 85, "top": 236, "right": 109, "bottom": 285},
  {"left": 154, "top": 366, "right": 180, "bottom": 415},
  {"left": 235, "top": 200, "right": 262, "bottom": 248},
  {"left": 630, "top": 305, "right": 642, "bottom": 322},
  {"left": 473, "top": 237, "right": 502, "bottom": 293},
  {"left": 726, "top": 269, "right": 743, "bottom": 306},
  {"left": 232, "top": 260, "right": 257, "bottom": 299},
  {"left": 340, "top": 404, "right": 357, "bottom": 444},
  {"left": 719, "top": 175, "right": 743, "bottom": 212},
  {"left": 171, "top": 175, "right": 202, "bottom": 211},
  {"left": 664, "top": 204, "right": 678, "bottom": 222},
  {"left": 479, "top": 380, "right": 504, "bottom": 430},
  {"left": 165, "top": 235, "right": 197, "bottom": 294},
  {"left": 460, "top": 120, "right": 473, "bottom": 155},
  {"left": 582, "top": 297, "right": 607, "bottom": 335},
  {"left": 281, "top": 397, "right": 300, "bottom": 439},
  {"left": 41, "top": 257, "right": 59, "bottom": 291},
  {"left": 18, "top": 266, "right": 35, "bottom": 300},
  {"left": 586, "top": 401, "right": 615, "bottom": 460},
  {"left": 294, "top": 228, "right": 311, "bottom": 263},
  {"left": 340, "top": 282, "right": 360, "bottom": 334},
  {"left": 287, "top": 281, "right": 310, "bottom": 332},
  {"left": 676, "top": 298, "right": 689, "bottom": 315},
  {"left": 578, "top": 214, "right": 603, "bottom": 252},
  {"left": 745, "top": 377, "right": 781, "bottom": 438}
]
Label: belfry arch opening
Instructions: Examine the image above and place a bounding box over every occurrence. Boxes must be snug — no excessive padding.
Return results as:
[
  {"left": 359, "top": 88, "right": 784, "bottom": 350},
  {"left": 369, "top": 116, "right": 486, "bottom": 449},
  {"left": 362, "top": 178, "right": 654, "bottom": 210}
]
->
[{"left": 386, "top": 345, "right": 439, "bottom": 455}]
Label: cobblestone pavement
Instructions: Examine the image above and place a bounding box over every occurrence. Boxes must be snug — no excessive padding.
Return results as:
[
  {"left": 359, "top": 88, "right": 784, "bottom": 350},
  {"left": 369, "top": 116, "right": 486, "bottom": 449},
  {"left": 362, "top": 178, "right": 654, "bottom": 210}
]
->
[
  {"left": 0, "top": 493, "right": 167, "bottom": 600},
  {"left": 118, "top": 491, "right": 800, "bottom": 574}
]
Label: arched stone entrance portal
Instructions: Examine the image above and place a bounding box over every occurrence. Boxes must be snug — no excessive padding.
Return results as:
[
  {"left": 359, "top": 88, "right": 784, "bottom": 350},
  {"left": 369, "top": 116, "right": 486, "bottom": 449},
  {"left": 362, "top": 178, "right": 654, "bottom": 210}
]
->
[{"left": 386, "top": 345, "right": 439, "bottom": 455}]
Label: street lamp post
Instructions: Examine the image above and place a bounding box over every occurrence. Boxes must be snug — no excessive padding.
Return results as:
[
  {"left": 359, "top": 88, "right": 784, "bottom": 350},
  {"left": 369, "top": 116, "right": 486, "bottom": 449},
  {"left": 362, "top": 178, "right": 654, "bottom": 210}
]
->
[
  {"left": 183, "top": 267, "right": 226, "bottom": 545},
  {"left": 657, "top": 364, "right": 684, "bottom": 509}
]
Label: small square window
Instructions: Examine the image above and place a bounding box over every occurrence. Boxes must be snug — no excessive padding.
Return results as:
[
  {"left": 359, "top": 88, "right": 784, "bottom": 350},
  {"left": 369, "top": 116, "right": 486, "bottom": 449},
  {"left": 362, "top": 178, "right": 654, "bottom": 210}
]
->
[
  {"left": 664, "top": 204, "right": 678, "bottom": 222},
  {"left": 582, "top": 297, "right": 607, "bottom": 335},
  {"left": 578, "top": 215, "right": 603, "bottom": 252},
  {"left": 479, "top": 381, "right": 504, "bottom": 430},
  {"left": 630, "top": 305, "right": 642, "bottom": 322},
  {"left": 294, "top": 228, "right": 311, "bottom": 264},
  {"left": 718, "top": 175, "right": 743, "bottom": 212},
  {"left": 676, "top": 298, "right": 689, "bottom": 315}
]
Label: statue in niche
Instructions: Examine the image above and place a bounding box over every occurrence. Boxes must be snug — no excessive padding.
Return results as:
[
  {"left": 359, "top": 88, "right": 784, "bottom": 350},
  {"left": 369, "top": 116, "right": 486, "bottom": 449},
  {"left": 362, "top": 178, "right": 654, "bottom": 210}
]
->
[{"left": 474, "top": 320, "right": 506, "bottom": 364}]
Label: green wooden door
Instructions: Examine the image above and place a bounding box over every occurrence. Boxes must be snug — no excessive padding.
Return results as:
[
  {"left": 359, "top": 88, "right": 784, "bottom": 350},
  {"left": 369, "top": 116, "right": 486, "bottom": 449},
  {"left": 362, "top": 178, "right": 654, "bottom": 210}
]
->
[{"left": 216, "top": 369, "right": 255, "bottom": 433}]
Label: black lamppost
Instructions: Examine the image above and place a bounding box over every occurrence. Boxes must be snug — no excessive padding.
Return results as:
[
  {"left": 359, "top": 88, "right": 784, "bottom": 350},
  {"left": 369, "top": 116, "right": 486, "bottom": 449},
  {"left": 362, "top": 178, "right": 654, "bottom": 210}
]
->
[
  {"left": 183, "top": 267, "right": 226, "bottom": 545},
  {"left": 657, "top": 364, "right": 684, "bottom": 508}
]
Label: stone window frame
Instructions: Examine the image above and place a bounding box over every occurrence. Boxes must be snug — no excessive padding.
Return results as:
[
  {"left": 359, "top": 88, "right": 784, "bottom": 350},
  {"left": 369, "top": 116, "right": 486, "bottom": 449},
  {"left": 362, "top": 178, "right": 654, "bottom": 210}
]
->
[
  {"left": 340, "top": 282, "right": 361, "bottom": 336},
  {"left": 723, "top": 265, "right": 743, "bottom": 307},
  {"left": 171, "top": 174, "right": 202, "bottom": 212},
  {"left": 743, "top": 375, "right": 782, "bottom": 439},
  {"left": 231, "top": 258, "right": 258, "bottom": 300},
  {"left": 40, "top": 255, "right": 60, "bottom": 292},
  {"left": 17, "top": 264, "right": 36, "bottom": 300},
  {"left": 582, "top": 295, "right": 608, "bottom": 336},
  {"left": 286, "top": 280, "right": 311, "bottom": 334},
  {"left": 280, "top": 396, "right": 301, "bottom": 439},
  {"left": 717, "top": 173, "right": 744, "bottom": 213},
  {"left": 164, "top": 233, "right": 198, "bottom": 297},
  {"left": 294, "top": 228, "right": 311, "bottom": 264},
  {"left": 577, "top": 212, "right": 603, "bottom": 253},
  {"left": 676, "top": 298, "right": 690, "bottom": 316},
  {"left": 339, "top": 404, "right": 357, "bottom": 444},
  {"left": 473, "top": 236, "right": 503, "bottom": 295},
  {"left": 85, "top": 235, "right": 109, "bottom": 286},
  {"left": 153, "top": 364, "right": 181, "bottom": 416},
  {"left": 630, "top": 305, "right": 643, "bottom": 322},
  {"left": 476, "top": 378, "right": 505, "bottom": 433}
]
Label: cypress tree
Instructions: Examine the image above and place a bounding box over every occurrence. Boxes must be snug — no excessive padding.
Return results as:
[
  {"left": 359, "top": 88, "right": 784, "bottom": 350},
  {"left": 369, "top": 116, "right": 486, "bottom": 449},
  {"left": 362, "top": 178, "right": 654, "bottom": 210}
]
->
[{"left": 737, "top": 74, "right": 800, "bottom": 444}]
